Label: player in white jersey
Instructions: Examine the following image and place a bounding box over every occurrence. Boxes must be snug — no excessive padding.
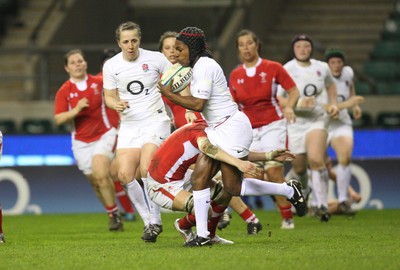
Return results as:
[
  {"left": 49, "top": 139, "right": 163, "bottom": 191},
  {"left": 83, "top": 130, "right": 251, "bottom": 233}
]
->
[
  {"left": 103, "top": 21, "right": 171, "bottom": 242},
  {"left": 159, "top": 27, "right": 307, "bottom": 246},
  {"left": 277, "top": 34, "right": 339, "bottom": 222},
  {"left": 324, "top": 48, "right": 363, "bottom": 215}
]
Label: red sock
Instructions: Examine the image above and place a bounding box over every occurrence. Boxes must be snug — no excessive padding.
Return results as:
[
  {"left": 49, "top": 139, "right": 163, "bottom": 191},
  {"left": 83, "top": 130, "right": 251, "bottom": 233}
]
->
[
  {"left": 179, "top": 214, "right": 196, "bottom": 230},
  {"left": 208, "top": 202, "right": 226, "bottom": 237},
  {"left": 114, "top": 181, "right": 135, "bottom": 214},
  {"left": 240, "top": 207, "right": 259, "bottom": 223},
  {"left": 105, "top": 205, "right": 119, "bottom": 217},
  {"left": 279, "top": 204, "right": 293, "bottom": 219},
  {"left": 0, "top": 205, "right": 3, "bottom": 233}
]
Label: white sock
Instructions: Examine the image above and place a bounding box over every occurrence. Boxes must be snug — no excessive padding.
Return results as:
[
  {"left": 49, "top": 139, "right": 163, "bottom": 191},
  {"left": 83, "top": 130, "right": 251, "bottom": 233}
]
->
[
  {"left": 142, "top": 177, "right": 162, "bottom": 225},
  {"left": 193, "top": 188, "right": 211, "bottom": 238},
  {"left": 125, "top": 179, "right": 151, "bottom": 225},
  {"left": 311, "top": 169, "right": 329, "bottom": 208},
  {"left": 336, "top": 164, "right": 351, "bottom": 203},
  {"left": 309, "top": 178, "right": 318, "bottom": 207},
  {"left": 241, "top": 177, "right": 293, "bottom": 198}
]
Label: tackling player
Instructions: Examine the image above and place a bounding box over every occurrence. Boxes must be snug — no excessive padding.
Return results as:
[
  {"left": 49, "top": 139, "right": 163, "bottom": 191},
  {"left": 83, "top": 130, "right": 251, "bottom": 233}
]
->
[{"left": 146, "top": 120, "right": 300, "bottom": 246}]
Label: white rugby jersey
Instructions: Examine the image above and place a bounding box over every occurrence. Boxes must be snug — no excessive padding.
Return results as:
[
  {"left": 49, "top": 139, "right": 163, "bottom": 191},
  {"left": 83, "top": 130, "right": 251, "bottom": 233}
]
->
[
  {"left": 330, "top": 66, "right": 354, "bottom": 126},
  {"left": 190, "top": 57, "right": 238, "bottom": 125},
  {"left": 279, "top": 58, "right": 334, "bottom": 117},
  {"left": 103, "top": 48, "right": 171, "bottom": 121}
]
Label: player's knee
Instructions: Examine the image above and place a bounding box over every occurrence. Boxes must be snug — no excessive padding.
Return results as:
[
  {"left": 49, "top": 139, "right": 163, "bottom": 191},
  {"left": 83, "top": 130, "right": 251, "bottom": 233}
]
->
[
  {"left": 222, "top": 182, "right": 241, "bottom": 196},
  {"left": 118, "top": 170, "right": 134, "bottom": 184},
  {"left": 308, "top": 157, "right": 325, "bottom": 170}
]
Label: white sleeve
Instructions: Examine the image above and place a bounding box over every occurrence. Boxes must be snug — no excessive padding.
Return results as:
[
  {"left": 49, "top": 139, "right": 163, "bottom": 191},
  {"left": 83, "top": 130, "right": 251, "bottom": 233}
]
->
[{"left": 102, "top": 60, "right": 117, "bottom": 90}]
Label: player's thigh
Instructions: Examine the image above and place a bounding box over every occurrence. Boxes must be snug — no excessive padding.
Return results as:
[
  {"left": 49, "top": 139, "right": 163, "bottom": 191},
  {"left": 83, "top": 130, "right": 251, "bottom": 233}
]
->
[
  {"left": 331, "top": 136, "right": 353, "bottom": 164},
  {"left": 140, "top": 143, "right": 159, "bottom": 176},
  {"left": 116, "top": 148, "right": 141, "bottom": 182}
]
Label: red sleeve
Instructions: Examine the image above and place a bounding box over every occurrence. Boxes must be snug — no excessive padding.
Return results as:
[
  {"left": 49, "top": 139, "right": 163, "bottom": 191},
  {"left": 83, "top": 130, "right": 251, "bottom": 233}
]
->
[
  {"left": 276, "top": 63, "right": 296, "bottom": 91},
  {"left": 54, "top": 82, "right": 70, "bottom": 115}
]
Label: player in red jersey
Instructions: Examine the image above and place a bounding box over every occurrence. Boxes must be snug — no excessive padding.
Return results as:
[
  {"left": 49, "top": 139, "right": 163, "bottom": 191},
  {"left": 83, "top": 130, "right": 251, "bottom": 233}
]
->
[
  {"left": 54, "top": 49, "right": 122, "bottom": 231},
  {"left": 146, "top": 120, "right": 298, "bottom": 246},
  {"left": 229, "top": 29, "right": 300, "bottom": 229}
]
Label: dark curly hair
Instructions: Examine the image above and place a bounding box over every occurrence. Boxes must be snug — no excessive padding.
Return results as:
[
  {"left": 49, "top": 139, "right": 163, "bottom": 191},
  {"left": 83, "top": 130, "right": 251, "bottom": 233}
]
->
[{"left": 176, "top": 27, "right": 212, "bottom": 67}]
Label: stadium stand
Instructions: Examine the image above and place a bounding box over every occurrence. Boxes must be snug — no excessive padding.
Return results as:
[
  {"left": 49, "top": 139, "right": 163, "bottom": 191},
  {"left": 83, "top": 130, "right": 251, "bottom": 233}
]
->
[
  {"left": 21, "top": 118, "right": 53, "bottom": 134},
  {"left": 371, "top": 41, "right": 400, "bottom": 60},
  {"left": 376, "top": 82, "right": 400, "bottom": 95},
  {"left": 363, "top": 61, "right": 399, "bottom": 81},
  {"left": 0, "top": 119, "right": 17, "bottom": 134},
  {"left": 354, "top": 80, "right": 372, "bottom": 95},
  {"left": 376, "top": 112, "right": 400, "bottom": 129}
]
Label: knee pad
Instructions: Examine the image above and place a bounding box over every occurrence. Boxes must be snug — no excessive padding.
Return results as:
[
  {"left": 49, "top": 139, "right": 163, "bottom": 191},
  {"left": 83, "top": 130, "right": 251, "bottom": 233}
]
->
[
  {"left": 264, "top": 160, "right": 284, "bottom": 170},
  {"left": 184, "top": 194, "right": 194, "bottom": 214},
  {"left": 210, "top": 178, "right": 224, "bottom": 202}
]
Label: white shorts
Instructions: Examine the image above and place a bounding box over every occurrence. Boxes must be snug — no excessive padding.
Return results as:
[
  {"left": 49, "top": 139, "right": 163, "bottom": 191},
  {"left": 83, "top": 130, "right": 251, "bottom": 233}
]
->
[
  {"left": 327, "top": 124, "right": 353, "bottom": 144},
  {"left": 205, "top": 111, "right": 253, "bottom": 158},
  {"left": 287, "top": 114, "right": 329, "bottom": 154},
  {"left": 117, "top": 114, "right": 170, "bottom": 149},
  {"left": 250, "top": 119, "right": 287, "bottom": 152},
  {"left": 146, "top": 169, "right": 193, "bottom": 210},
  {"left": 72, "top": 127, "right": 117, "bottom": 175}
]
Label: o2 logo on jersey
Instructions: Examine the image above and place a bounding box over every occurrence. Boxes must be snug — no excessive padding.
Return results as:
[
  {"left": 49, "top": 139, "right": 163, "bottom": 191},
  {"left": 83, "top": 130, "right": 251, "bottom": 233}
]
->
[
  {"left": 303, "top": 84, "right": 317, "bottom": 96},
  {"left": 126, "top": 80, "right": 149, "bottom": 95},
  {"left": 337, "top": 94, "right": 346, "bottom": 103}
]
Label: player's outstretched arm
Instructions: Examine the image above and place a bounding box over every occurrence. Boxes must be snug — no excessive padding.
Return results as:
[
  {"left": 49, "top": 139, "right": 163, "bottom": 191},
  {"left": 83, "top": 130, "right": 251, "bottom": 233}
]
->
[
  {"left": 248, "top": 149, "right": 295, "bottom": 163},
  {"left": 197, "top": 137, "right": 259, "bottom": 177}
]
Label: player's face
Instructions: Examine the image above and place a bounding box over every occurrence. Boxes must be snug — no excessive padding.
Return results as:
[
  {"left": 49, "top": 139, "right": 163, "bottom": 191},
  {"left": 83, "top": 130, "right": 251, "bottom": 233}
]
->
[
  {"left": 293, "top": 41, "right": 312, "bottom": 62},
  {"left": 65, "top": 53, "right": 87, "bottom": 81},
  {"left": 118, "top": 29, "right": 141, "bottom": 62},
  {"left": 175, "top": 40, "right": 190, "bottom": 66},
  {"left": 328, "top": 57, "right": 344, "bottom": 77},
  {"left": 237, "top": 34, "right": 259, "bottom": 63},
  {"left": 162, "top": 37, "right": 178, "bottom": 64}
]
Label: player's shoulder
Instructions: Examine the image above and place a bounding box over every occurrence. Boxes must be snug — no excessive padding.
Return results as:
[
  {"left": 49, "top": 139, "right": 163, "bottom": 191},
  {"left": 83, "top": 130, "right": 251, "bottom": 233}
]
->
[
  {"left": 230, "top": 63, "right": 245, "bottom": 77},
  {"left": 342, "top": 66, "right": 354, "bottom": 77},
  {"left": 103, "top": 52, "right": 122, "bottom": 70},
  {"left": 88, "top": 74, "right": 102, "bottom": 83},
  {"left": 58, "top": 79, "right": 73, "bottom": 91},
  {"left": 283, "top": 58, "right": 296, "bottom": 69},
  {"left": 311, "top": 59, "right": 330, "bottom": 73},
  {"left": 187, "top": 121, "right": 207, "bottom": 137}
]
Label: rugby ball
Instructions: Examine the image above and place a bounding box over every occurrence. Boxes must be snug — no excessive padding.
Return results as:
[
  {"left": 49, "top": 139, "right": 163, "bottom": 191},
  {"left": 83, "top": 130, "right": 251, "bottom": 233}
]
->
[{"left": 161, "top": 63, "right": 193, "bottom": 93}]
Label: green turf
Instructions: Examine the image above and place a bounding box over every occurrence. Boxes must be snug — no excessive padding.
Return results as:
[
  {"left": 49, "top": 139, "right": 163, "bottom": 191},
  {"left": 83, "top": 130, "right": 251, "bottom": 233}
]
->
[{"left": 0, "top": 210, "right": 399, "bottom": 270}]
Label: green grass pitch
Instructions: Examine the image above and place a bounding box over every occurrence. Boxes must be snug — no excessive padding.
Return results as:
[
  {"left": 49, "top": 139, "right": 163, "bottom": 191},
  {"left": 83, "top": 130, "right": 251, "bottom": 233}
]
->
[{"left": 1, "top": 209, "right": 399, "bottom": 270}]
